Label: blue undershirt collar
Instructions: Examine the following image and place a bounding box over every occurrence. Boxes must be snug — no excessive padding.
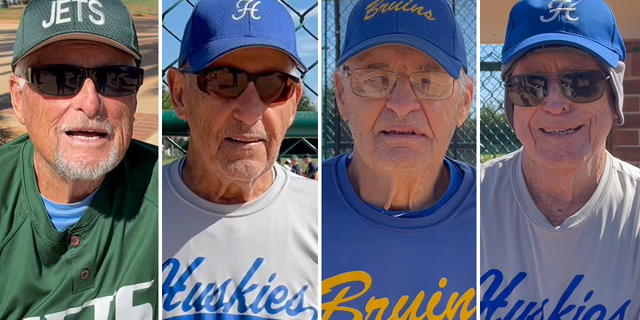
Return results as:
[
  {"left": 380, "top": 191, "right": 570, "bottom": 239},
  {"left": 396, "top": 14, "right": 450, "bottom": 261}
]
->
[{"left": 41, "top": 188, "right": 100, "bottom": 232}]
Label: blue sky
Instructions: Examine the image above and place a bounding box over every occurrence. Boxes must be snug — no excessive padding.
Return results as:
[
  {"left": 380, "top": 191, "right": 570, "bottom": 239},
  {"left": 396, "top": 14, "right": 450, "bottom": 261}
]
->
[{"left": 161, "top": 0, "right": 319, "bottom": 104}]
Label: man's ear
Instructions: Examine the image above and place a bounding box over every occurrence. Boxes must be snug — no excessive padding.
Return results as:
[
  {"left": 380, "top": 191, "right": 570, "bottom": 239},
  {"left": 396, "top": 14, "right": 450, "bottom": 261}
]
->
[
  {"left": 287, "top": 82, "right": 303, "bottom": 128},
  {"left": 167, "top": 68, "right": 189, "bottom": 121},
  {"left": 9, "top": 75, "right": 27, "bottom": 126},
  {"left": 456, "top": 76, "right": 474, "bottom": 127},
  {"left": 333, "top": 70, "right": 349, "bottom": 122}
]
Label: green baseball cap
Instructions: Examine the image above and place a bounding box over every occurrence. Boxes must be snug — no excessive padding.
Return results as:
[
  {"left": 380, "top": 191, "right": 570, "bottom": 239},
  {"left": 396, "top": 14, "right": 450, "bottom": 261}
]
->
[{"left": 12, "top": 0, "right": 141, "bottom": 71}]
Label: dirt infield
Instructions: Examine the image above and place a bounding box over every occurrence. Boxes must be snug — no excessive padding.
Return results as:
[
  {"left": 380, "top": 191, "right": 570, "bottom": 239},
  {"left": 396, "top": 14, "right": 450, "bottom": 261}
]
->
[{"left": 0, "top": 16, "right": 159, "bottom": 146}]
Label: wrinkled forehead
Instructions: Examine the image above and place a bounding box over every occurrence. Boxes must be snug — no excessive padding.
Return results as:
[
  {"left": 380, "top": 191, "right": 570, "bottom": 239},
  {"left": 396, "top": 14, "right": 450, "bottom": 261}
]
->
[{"left": 346, "top": 44, "right": 445, "bottom": 72}]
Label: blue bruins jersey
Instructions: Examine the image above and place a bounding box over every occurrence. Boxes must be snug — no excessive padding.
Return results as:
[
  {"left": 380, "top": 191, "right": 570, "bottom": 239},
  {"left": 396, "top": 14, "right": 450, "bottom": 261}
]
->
[{"left": 321, "top": 154, "right": 477, "bottom": 320}]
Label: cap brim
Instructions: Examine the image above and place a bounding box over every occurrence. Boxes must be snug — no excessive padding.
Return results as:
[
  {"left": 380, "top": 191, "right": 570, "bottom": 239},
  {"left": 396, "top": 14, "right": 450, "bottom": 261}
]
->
[
  {"left": 13, "top": 33, "right": 141, "bottom": 69},
  {"left": 184, "top": 37, "right": 307, "bottom": 73},
  {"left": 502, "top": 33, "right": 620, "bottom": 70},
  {"left": 336, "top": 33, "right": 465, "bottom": 79}
]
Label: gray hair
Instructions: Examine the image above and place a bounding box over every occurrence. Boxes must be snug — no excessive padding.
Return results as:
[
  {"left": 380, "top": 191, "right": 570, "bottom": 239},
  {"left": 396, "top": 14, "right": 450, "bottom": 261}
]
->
[{"left": 13, "top": 55, "right": 33, "bottom": 90}]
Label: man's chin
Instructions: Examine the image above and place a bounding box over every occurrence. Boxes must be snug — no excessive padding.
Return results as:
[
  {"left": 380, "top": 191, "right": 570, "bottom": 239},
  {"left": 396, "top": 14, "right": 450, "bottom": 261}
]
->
[
  {"left": 54, "top": 152, "right": 120, "bottom": 181},
  {"left": 218, "top": 159, "right": 272, "bottom": 182},
  {"left": 370, "top": 148, "right": 435, "bottom": 171}
]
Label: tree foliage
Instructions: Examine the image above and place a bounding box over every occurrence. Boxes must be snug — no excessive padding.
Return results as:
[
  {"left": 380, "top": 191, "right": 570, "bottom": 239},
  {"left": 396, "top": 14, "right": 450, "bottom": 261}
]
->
[
  {"left": 0, "top": 114, "right": 13, "bottom": 147},
  {"left": 162, "top": 86, "right": 173, "bottom": 111},
  {"left": 297, "top": 95, "right": 317, "bottom": 111}
]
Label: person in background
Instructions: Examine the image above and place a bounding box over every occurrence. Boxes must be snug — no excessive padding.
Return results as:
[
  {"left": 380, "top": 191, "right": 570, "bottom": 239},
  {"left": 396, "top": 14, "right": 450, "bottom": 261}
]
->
[
  {"left": 283, "top": 159, "right": 292, "bottom": 171},
  {"left": 290, "top": 155, "right": 302, "bottom": 175},
  {"left": 303, "top": 154, "right": 318, "bottom": 180}
]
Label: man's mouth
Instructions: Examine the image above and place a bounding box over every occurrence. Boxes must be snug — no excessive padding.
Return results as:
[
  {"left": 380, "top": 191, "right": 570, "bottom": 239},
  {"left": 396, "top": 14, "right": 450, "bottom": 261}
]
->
[
  {"left": 65, "top": 130, "right": 108, "bottom": 140},
  {"left": 383, "top": 130, "right": 418, "bottom": 135},
  {"left": 225, "top": 137, "right": 265, "bottom": 143},
  {"left": 540, "top": 125, "right": 582, "bottom": 135},
  {"left": 381, "top": 126, "right": 423, "bottom": 136}
]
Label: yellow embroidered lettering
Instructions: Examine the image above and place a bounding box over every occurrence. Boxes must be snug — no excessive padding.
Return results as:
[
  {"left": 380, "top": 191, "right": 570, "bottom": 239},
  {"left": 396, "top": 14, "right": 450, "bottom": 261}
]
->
[
  {"left": 446, "top": 289, "right": 476, "bottom": 320},
  {"left": 389, "top": 292, "right": 427, "bottom": 320},
  {"left": 363, "top": 0, "right": 435, "bottom": 21},
  {"left": 423, "top": 10, "right": 435, "bottom": 21},
  {"left": 322, "top": 271, "right": 371, "bottom": 320},
  {"left": 365, "top": 296, "right": 390, "bottom": 320},
  {"left": 364, "top": 0, "right": 382, "bottom": 21},
  {"left": 401, "top": 0, "right": 413, "bottom": 12},
  {"left": 322, "top": 274, "right": 475, "bottom": 320},
  {"left": 390, "top": 1, "right": 403, "bottom": 12},
  {"left": 425, "top": 278, "right": 447, "bottom": 320}
]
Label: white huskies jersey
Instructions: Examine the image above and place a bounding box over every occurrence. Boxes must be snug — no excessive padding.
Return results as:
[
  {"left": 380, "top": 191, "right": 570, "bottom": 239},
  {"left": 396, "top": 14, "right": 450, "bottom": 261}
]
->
[
  {"left": 162, "top": 158, "right": 319, "bottom": 320},
  {"left": 480, "top": 150, "right": 640, "bottom": 320}
]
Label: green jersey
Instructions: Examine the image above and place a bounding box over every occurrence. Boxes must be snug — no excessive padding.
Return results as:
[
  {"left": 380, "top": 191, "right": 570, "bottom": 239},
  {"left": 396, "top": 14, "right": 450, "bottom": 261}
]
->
[{"left": 0, "top": 134, "right": 159, "bottom": 320}]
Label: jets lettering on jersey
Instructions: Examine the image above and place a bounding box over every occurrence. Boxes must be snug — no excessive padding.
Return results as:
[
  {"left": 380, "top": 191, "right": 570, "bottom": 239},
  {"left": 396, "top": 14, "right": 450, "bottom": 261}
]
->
[
  {"left": 322, "top": 271, "right": 476, "bottom": 320},
  {"left": 481, "top": 269, "right": 631, "bottom": 320},
  {"left": 163, "top": 257, "right": 318, "bottom": 320},
  {"left": 22, "top": 280, "right": 155, "bottom": 320},
  {"left": 42, "top": 0, "right": 105, "bottom": 28}
]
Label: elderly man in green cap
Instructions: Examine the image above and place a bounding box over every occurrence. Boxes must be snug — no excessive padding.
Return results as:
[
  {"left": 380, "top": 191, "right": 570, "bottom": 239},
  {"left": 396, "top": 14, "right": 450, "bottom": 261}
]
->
[{"left": 0, "top": 0, "right": 158, "bottom": 318}]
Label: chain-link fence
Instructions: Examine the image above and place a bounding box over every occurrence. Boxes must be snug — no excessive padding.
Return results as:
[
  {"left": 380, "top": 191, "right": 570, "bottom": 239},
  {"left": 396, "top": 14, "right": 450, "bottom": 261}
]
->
[
  {"left": 479, "top": 44, "right": 521, "bottom": 162},
  {"left": 161, "top": 0, "right": 319, "bottom": 162},
  {"left": 322, "top": 0, "right": 477, "bottom": 164}
]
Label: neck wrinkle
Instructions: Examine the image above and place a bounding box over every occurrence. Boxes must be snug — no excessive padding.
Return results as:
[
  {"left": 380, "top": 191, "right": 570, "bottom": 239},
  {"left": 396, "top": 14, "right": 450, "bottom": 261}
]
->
[
  {"left": 181, "top": 150, "right": 274, "bottom": 205},
  {"left": 347, "top": 150, "right": 449, "bottom": 212},
  {"left": 33, "top": 151, "right": 103, "bottom": 204},
  {"left": 521, "top": 148, "right": 606, "bottom": 227}
]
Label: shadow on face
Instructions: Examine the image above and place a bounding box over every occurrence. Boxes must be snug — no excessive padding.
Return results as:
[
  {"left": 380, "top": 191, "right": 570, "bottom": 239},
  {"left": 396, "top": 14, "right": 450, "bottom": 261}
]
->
[
  {"left": 9, "top": 40, "right": 138, "bottom": 181},
  {"left": 334, "top": 45, "right": 471, "bottom": 172},
  {"left": 168, "top": 47, "right": 302, "bottom": 182},
  {"left": 511, "top": 49, "right": 615, "bottom": 169}
]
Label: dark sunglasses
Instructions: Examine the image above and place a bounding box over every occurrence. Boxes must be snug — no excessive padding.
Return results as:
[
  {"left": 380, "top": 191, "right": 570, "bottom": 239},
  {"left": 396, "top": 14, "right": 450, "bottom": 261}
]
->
[
  {"left": 182, "top": 67, "right": 300, "bottom": 103},
  {"left": 505, "top": 71, "right": 610, "bottom": 107},
  {"left": 25, "top": 64, "right": 144, "bottom": 97}
]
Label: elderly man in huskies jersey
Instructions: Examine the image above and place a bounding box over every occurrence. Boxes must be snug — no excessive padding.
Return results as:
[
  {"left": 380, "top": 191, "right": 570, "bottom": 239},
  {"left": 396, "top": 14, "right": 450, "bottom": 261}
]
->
[
  {"left": 0, "top": 0, "right": 158, "bottom": 318},
  {"left": 162, "top": 0, "right": 318, "bottom": 319},
  {"left": 481, "top": 1, "right": 640, "bottom": 319}
]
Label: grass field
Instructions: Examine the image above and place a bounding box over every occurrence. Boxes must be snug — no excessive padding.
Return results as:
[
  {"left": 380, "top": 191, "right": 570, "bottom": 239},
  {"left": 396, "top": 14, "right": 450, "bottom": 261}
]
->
[
  {"left": 480, "top": 154, "right": 507, "bottom": 163},
  {"left": 0, "top": 0, "right": 157, "bottom": 20}
]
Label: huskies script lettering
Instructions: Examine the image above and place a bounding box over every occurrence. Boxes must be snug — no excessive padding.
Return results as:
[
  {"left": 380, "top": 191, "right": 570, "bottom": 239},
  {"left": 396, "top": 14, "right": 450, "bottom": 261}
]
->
[
  {"left": 322, "top": 271, "right": 475, "bottom": 320},
  {"left": 163, "top": 257, "right": 318, "bottom": 320},
  {"left": 481, "top": 269, "right": 631, "bottom": 320}
]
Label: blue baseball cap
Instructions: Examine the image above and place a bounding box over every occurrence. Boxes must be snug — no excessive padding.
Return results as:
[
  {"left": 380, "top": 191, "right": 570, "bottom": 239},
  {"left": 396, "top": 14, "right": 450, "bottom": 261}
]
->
[
  {"left": 502, "top": 0, "right": 625, "bottom": 69},
  {"left": 337, "top": 0, "right": 467, "bottom": 79},
  {"left": 501, "top": 0, "right": 627, "bottom": 127},
  {"left": 179, "top": 0, "right": 307, "bottom": 73}
]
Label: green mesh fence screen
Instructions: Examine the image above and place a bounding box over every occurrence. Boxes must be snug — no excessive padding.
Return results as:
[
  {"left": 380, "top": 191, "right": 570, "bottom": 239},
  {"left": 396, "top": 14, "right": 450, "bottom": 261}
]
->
[{"left": 479, "top": 44, "right": 521, "bottom": 163}]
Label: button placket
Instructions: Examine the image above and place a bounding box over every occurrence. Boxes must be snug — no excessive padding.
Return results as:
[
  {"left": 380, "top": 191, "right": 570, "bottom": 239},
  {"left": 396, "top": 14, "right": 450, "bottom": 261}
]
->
[
  {"left": 80, "top": 269, "right": 90, "bottom": 280},
  {"left": 69, "top": 235, "right": 80, "bottom": 247}
]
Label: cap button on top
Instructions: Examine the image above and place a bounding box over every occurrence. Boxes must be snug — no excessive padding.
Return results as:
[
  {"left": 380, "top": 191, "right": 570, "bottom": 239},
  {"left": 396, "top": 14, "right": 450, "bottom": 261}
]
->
[{"left": 70, "top": 236, "right": 80, "bottom": 247}]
